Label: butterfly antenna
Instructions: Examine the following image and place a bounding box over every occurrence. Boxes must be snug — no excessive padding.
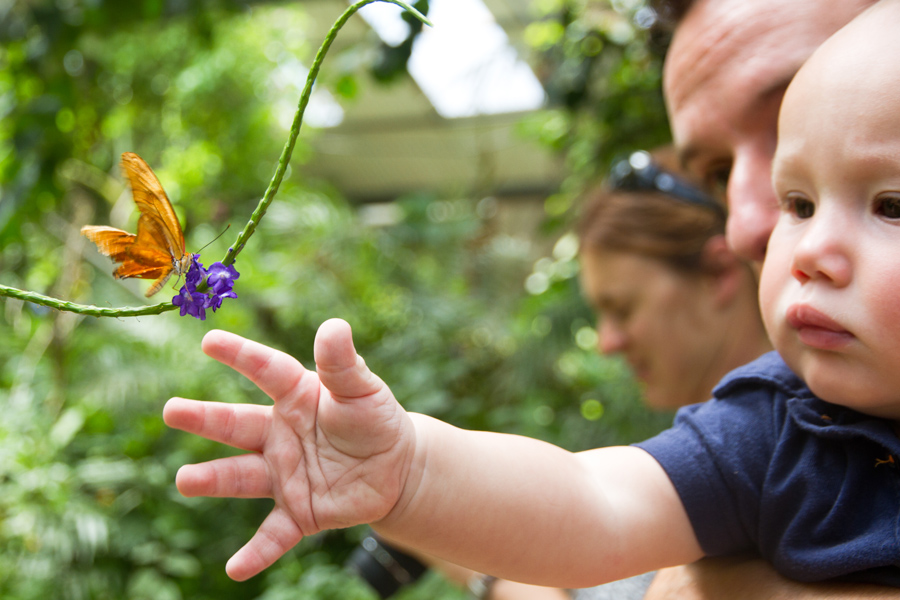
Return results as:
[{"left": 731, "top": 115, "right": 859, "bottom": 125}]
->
[{"left": 198, "top": 224, "right": 231, "bottom": 253}]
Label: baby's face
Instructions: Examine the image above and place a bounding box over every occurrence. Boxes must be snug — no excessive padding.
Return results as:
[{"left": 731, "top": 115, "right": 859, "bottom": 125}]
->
[{"left": 760, "top": 1, "right": 900, "bottom": 419}]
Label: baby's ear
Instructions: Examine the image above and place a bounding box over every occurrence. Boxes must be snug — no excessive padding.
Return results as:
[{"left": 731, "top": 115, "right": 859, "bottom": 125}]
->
[{"left": 700, "top": 235, "right": 746, "bottom": 308}]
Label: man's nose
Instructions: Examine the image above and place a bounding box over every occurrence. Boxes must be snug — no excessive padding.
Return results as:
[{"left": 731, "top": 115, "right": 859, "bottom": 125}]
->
[{"left": 725, "top": 151, "right": 780, "bottom": 263}]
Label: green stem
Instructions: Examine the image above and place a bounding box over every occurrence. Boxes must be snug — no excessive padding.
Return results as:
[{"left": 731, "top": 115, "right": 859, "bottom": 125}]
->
[
  {"left": 220, "top": 0, "right": 430, "bottom": 268},
  {"left": 0, "top": 0, "right": 430, "bottom": 318},
  {"left": 0, "top": 284, "right": 176, "bottom": 317}
]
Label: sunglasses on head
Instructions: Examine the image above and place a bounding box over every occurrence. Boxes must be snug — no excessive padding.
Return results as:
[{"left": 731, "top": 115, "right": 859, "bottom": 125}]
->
[{"left": 608, "top": 151, "right": 726, "bottom": 218}]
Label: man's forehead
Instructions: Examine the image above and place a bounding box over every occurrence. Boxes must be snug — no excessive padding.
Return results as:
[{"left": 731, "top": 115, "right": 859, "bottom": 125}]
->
[
  {"left": 664, "top": 0, "right": 781, "bottom": 109},
  {"left": 663, "top": 0, "right": 859, "bottom": 162},
  {"left": 665, "top": 0, "right": 877, "bottom": 107}
]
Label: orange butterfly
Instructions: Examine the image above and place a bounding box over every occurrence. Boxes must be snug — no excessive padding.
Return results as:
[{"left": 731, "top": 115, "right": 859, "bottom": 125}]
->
[{"left": 81, "top": 152, "right": 193, "bottom": 297}]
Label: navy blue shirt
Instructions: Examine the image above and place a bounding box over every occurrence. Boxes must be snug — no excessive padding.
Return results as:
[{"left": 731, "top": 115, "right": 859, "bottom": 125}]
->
[{"left": 636, "top": 352, "right": 900, "bottom": 586}]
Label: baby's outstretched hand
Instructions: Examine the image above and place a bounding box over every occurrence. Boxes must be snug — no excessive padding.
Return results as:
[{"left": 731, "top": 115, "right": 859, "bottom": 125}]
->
[{"left": 163, "top": 318, "right": 415, "bottom": 581}]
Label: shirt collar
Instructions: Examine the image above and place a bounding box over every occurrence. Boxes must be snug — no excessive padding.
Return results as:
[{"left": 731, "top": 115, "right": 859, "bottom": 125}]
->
[{"left": 714, "top": 351, "right": 900, "bottom": 453}]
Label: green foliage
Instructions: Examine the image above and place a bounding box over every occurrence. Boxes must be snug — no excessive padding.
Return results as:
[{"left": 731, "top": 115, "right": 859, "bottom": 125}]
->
[
  {"left": 0, "top": 0, "right": 670, "bottom": 598},
  {"left": 519, "top": 0, "right": 671, "bottom": 226}
]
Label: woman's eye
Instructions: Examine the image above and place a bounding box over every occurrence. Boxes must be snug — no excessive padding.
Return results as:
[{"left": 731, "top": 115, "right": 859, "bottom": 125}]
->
[
  {"left": 602, "top": 303, "right": 631, "bottom": 324},
  {"left": 785, "top": 195, "right": 815, "bottom": 219},
  {"left": 612, "top": 308, "right": 631, "bottom": 322},
  {"left": 876, "top": 195, "right": 900, "bottom": 219}
]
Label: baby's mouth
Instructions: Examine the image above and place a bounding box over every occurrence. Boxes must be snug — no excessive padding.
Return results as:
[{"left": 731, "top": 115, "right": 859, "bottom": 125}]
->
[{"left": 786, "top": 304, "right": 853, "bottom": 350}]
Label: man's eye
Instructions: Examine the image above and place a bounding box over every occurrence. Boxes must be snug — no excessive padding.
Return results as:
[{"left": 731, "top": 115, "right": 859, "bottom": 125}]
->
[
  {"left": 786, "top": 195, "right": 815, "bottom": 219},
  {"left": 876, "top": 195, "right": 900, "bottom": 219},
  {"left": 706, "top": 164, "right": 731, "bottom": 195}
]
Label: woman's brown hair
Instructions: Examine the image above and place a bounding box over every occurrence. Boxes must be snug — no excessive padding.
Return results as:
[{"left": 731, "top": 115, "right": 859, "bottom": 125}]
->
[{"left": 578, "top": 147, "right": 726, "bottom": 274}]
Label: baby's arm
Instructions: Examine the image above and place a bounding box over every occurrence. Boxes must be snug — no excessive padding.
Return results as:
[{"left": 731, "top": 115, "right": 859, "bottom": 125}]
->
[
  {"left": 165, "top": 319, "right": 703, "bottom": 584},
  {"left": 376, "top": 420, "right": 702, "bottom": 587}
]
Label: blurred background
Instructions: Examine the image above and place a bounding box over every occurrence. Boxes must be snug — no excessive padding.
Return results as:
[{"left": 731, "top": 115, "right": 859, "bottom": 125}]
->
[{"left": 0, "top": 0, "right": 673, "bottom": 597}]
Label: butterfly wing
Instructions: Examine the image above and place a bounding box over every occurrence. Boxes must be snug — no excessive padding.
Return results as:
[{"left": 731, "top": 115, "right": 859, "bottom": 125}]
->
[
  {"left": 120, "top": 152, "right": 187, "bottom": 262},
  {"left": 81, "top": 221, "right": 175, "bottom": 294},
  {"left": 81, "top": 152, "right": 190, "bottom": 297},
  {"left": 80, "top": 225, "right": 138, "bottom": 262}
]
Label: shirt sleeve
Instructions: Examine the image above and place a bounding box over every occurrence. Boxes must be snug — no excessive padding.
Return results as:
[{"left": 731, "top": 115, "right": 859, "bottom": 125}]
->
[{"left": 634, "top": 391, "right": 779, "bottom": 557}]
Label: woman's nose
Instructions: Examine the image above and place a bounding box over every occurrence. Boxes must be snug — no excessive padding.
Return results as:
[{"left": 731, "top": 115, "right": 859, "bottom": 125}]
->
[{"left": 597, "top": 320, "right": 628, "bottom": 355}]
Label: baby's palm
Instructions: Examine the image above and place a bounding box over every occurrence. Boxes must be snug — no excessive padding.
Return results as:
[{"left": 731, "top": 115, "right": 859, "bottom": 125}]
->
[{"left": 164, "top": 319, "right": 415, "bottom": 581}]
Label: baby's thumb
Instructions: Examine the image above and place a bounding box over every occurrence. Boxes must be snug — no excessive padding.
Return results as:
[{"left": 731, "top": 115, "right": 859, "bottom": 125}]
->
[{"left": 314, "top": 318, "right": 381, "bottom": 400}]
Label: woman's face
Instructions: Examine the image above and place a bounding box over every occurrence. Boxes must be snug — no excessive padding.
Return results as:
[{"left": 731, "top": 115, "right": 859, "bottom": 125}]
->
[{"left": 580, "top": 250, "right": 727, "bottom": 410}]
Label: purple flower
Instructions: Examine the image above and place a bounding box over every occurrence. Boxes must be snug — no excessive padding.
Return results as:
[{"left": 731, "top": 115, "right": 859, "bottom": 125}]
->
[
  {"left": 209, "top": 288, "right": 237, "bottom": 313},
  {"left": 171, "top": 255, "right": 240, "bottom": 319},
  {"left": 184, "top": 256, "right": 206, "bottom": 289},
  {"left": 207, "top": 294, "right": 222, "bottom": 312},
  {"left": 172, "top": 287, "right": 209, "bottom": 320},
  {"left": 206, "top": 261, "right": 240, "bottom": 295}
]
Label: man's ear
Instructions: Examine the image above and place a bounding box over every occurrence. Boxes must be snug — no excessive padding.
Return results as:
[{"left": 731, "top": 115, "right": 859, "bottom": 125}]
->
[{"left": 700, "top": 234, "right": 746, "bottom": 308}]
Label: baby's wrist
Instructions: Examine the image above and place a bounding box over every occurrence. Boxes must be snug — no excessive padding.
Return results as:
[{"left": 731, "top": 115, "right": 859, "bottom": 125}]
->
[{"left": 372, "top": 413, "right": 434, "bottom": 530}]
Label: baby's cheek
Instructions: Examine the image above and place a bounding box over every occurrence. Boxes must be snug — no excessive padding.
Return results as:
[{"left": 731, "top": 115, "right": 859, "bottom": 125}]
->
[
  {"left": 757, "top": 259, "right": 789, "bottom": 344},
  {"left": 868, "top": 275, "right": 900, "bottom": 348}
]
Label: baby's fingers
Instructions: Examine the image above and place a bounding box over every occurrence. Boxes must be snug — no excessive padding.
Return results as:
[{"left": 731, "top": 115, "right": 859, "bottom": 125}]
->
[
  {"left": 163, "top": 398, "right": 269, "bottom": 451},
  {"left": 175, "top": 453, "right": 271, "bottom": 498},
  {"left": 202, "top": 329, "right": 311, "bottom": 402},
  {"left": 225, "top": 507, "right": 304, "bottom": 581}
]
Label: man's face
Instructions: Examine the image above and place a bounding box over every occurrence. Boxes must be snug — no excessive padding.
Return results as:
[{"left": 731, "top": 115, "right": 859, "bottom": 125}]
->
[{"left": 663, "top": 0, "right": 874, "bottom": 263}]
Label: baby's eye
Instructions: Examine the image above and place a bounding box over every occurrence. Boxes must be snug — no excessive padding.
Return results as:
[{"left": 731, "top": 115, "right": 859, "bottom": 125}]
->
[
  {"left": 785, "top": 194, "right": 815, "bottom": 219},
  {"left": 875, "top": 194, "right": 900, "bottom": 219}
]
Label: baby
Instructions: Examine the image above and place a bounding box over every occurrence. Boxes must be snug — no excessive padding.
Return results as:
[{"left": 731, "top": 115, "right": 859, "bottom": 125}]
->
[{"left": 164, "top": 0, "right": 900, "bottom": 588}]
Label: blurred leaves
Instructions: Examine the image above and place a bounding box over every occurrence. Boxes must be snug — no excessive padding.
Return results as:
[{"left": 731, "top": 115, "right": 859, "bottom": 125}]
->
[
  {"left": 0, "top": 0, "right": 670, "bottom": 598},
  {"left": 519, "top": 0, "right": 671, "bottom": 227}
]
